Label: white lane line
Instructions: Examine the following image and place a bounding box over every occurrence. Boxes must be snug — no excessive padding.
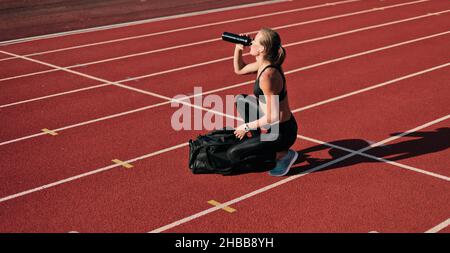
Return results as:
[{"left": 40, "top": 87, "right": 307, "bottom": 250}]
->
[
  {"left": 0, "top": 50, "right": 174, "bottom": 102},
  {"left": 0, "top": 0, "right": 432, "bottom": 80},
  {"left": 282, "top": 10, "right": 450, "bottom": 48},
  {"left": 0, "top": 0, "right": 291, "bottom": 46},
  {"left": 0, "top": 66, "right": 447, "bottom": 205},
  {"left": 0, "top": 143, "right": 189, "bottom": 203},
  {"left": 0, "top": 68, "right": 60, "bottom": 82},
  {"left": 0, "top": 99, "right": 173, "bottom": 146},
  {"left": 0, "top": 0, "right": 360, "bottom": 55},
  {"left": 285, "top": 31, "right": 450, "bottom": 76},
  {"left": 0, "top": 83, "right": 110, "bottom": 108},
  {"left": 148, "top": 114, "right": 450, "bottom": 233},
  {"left": 0, "top": 39, "right": 448, "bottom": 146},
  {"left": 292, "top": 62, "right": 450, "bottom": 113},
  {"left": 425, "top": 218, "right": 450, "bottom": 233},
  {"left": 369, "top": 218, "right": 450, "bottom": 233},
  {"left": 4, "top": 10, "right": 448, "bottom": 108},
  {"left": 296, "top": 135, "right": 450, "bottom": 181}
]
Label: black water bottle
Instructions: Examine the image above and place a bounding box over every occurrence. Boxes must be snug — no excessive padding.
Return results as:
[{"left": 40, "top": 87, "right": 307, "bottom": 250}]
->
[{"left": 221, "top": 32, "right": 252, "bottom": 46}]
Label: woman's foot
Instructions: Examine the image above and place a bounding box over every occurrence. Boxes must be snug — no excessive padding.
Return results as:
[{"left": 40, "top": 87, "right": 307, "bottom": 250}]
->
[{"left": 269, "top": 150, "right": 298, "bottom": 176}]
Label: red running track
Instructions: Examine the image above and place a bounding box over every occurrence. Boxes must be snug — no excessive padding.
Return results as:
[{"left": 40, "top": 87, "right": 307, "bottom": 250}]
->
[{"left": 0, "top": 0, "right": 448, "bottom": 232}]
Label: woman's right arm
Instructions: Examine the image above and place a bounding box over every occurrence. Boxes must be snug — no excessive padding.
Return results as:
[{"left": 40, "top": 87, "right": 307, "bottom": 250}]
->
[{"left": 233, "top": 44, "right": 258, "bottom": 75}]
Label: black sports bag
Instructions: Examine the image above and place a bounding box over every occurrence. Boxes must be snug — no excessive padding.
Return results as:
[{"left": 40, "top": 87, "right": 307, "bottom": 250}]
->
[{"left": 188, "top": 129, "right": 244, "bottom": 175}]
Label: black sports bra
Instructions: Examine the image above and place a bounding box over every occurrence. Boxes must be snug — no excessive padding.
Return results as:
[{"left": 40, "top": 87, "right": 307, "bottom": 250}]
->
[{"left": 253, "top": 65, "right": 287, "bottom": 103}]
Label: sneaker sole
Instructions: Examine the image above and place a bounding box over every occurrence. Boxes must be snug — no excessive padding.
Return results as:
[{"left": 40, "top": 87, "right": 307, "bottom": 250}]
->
[{"left": 269, "top": 151, "right": 298, "bottom": 177}]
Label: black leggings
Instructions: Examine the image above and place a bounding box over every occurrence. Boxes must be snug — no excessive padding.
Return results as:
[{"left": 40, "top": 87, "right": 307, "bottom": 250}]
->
[{"left": 227, "top": 94, "right": 298, "bottom": 166}]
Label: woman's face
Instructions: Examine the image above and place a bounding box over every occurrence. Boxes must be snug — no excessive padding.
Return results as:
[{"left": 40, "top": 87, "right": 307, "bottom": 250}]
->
[{"left": 250, "top": 32, "right": 264, "bottom": 57}]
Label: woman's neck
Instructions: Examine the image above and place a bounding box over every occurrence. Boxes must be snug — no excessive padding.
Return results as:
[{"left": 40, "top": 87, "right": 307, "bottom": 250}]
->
[{"left": 256, "top": 55, "right": 271, "bottom": 69}]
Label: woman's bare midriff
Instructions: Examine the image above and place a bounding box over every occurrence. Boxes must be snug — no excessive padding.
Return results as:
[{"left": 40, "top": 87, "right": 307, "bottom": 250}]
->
[{"left": 259, "top": 96, "right": 292, "bottom": 124}]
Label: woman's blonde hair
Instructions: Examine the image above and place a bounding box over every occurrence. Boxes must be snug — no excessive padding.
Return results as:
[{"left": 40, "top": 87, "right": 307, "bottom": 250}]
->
[{"left": 259, "top": 28, "right": 286, "bottom": 67}]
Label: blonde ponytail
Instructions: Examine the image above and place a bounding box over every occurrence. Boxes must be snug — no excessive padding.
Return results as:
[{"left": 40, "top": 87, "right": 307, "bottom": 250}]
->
[{"left": 274, "top": 46, "right": 286, "bottom": 66}]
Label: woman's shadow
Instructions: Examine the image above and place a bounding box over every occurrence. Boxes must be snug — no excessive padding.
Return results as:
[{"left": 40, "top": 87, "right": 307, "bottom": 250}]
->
[{"left": 288, "top": 127, "right": 450, "bottom": 175}]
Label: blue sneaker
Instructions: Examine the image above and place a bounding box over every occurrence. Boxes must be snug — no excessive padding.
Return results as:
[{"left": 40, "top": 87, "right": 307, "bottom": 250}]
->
[{"left": 268, "top": 150, "right": 298, "bottom": 176}]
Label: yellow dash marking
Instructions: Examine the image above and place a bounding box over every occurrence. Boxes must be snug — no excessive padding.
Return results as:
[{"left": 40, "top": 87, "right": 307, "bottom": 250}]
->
[
  {"left": 208, "top": 200, "right": 236, "bottom": 213},
  {"left": 41, "top": 128, "right": 58, "bottom": 136},
  {"left": 112, "top": 159, "right": 133, "bottom": 169}
]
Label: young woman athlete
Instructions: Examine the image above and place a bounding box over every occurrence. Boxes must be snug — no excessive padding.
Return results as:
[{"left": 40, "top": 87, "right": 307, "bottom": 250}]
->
[{"left": 228, "top": 28, "right": 298, "bottom": 176}]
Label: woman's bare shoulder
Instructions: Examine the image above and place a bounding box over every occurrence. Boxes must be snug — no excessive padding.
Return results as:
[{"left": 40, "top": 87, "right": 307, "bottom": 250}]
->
[{"left": 260, "top": 67, "right": 282, "bottom": 82}]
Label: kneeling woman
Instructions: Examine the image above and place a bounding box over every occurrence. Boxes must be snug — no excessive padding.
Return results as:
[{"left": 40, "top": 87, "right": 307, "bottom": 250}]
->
[{"left": 229, "top": 28, "right": 298, "bottom": 176}]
